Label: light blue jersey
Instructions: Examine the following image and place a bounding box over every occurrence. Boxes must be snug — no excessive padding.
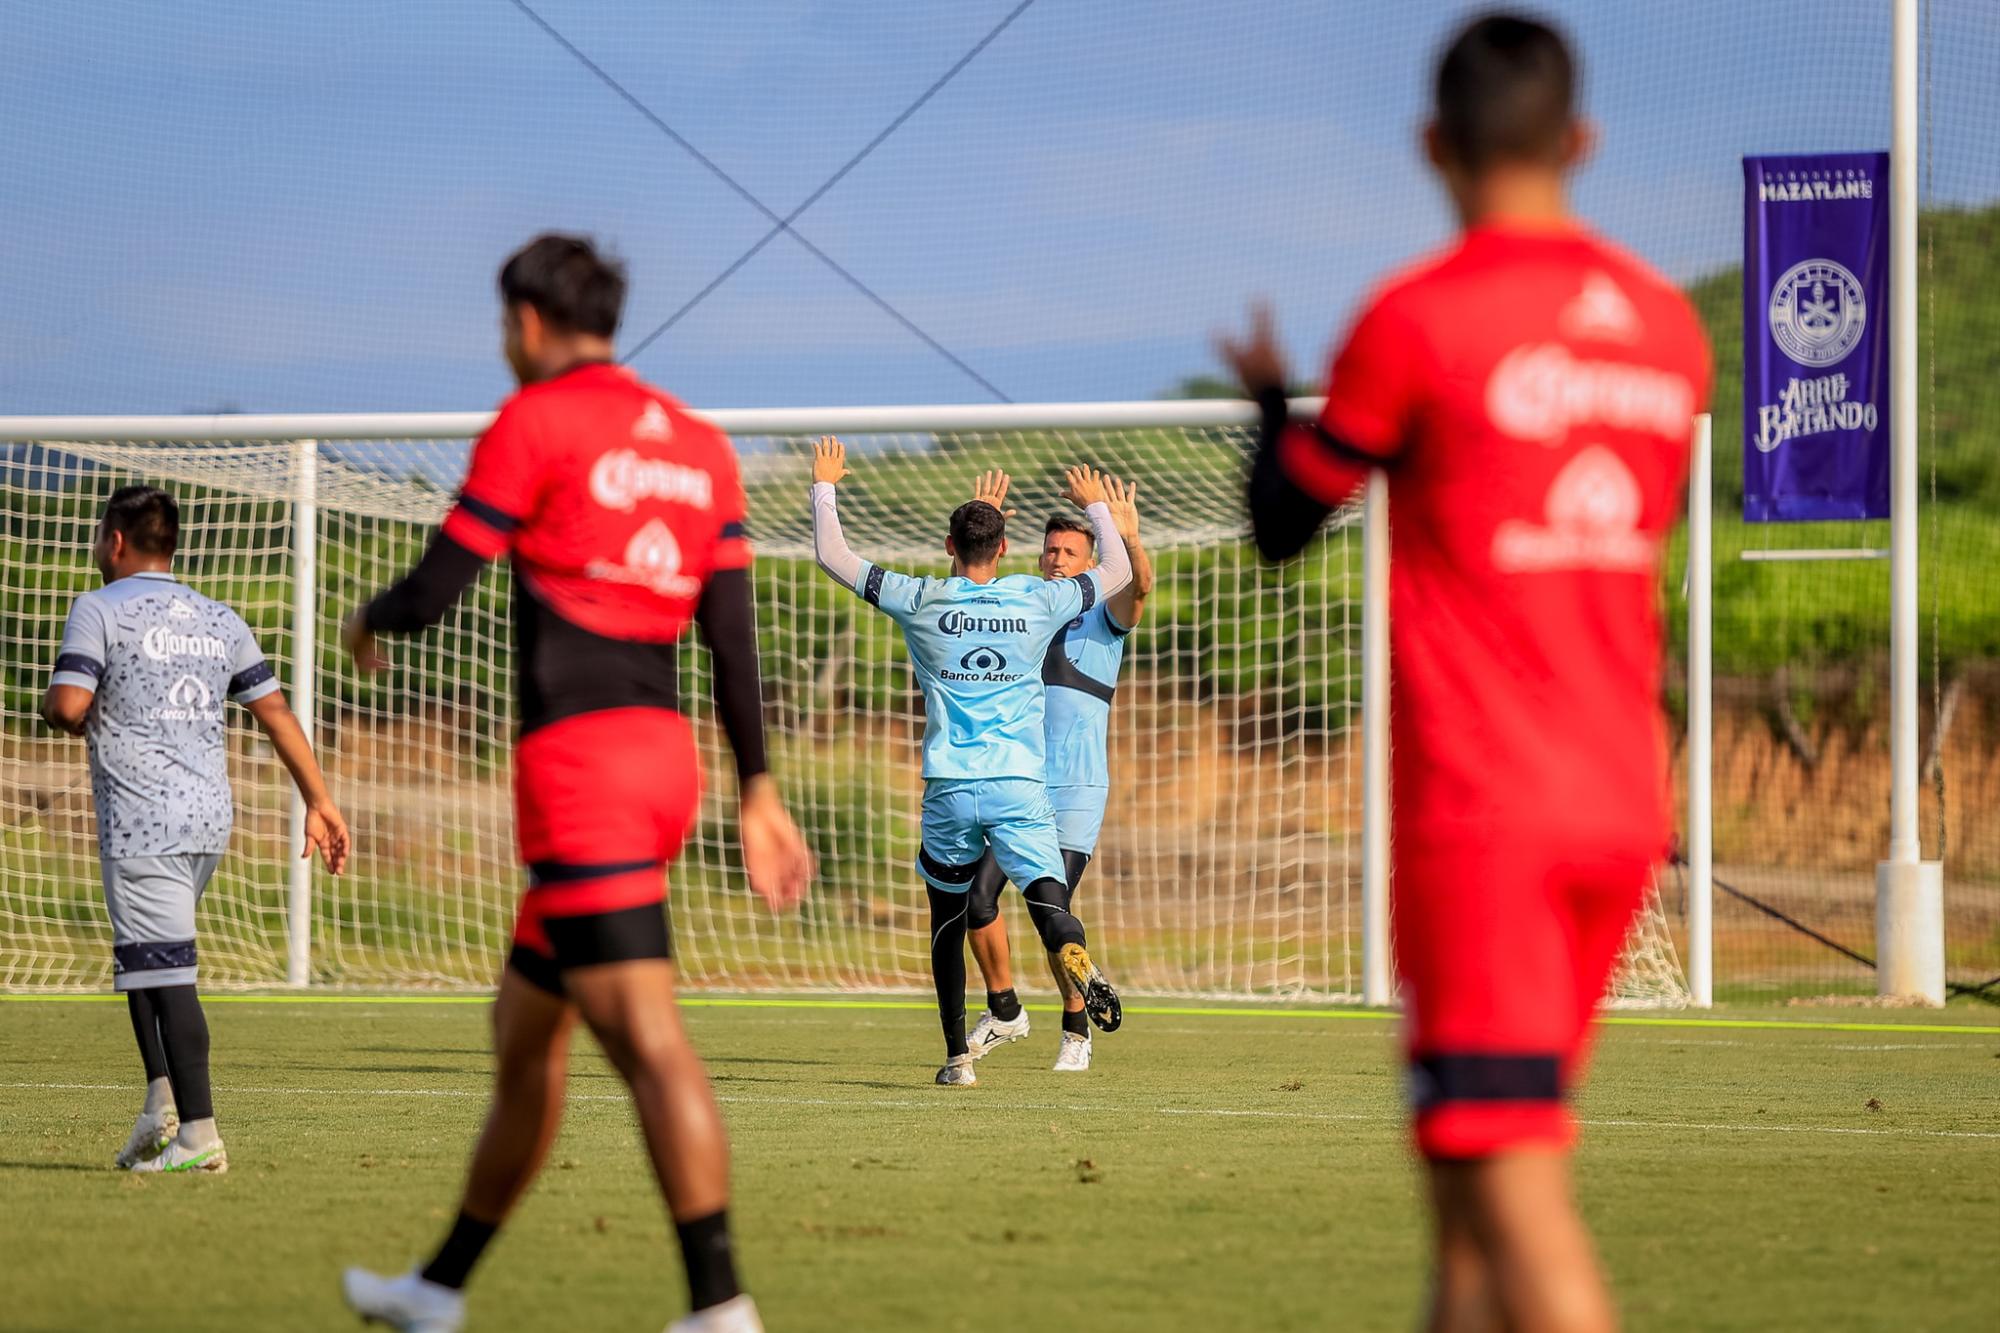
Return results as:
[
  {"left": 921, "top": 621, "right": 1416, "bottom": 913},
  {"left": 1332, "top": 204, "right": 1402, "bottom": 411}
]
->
[
  {"left": 812, "top": 481, "right": 1131, "bottom": 888},
  {"left": 1041, "top": 599, "right": 1131, "bottom": 791},
  {"left": 854, "top": 562, "right": 1111, "bottom": 782}
]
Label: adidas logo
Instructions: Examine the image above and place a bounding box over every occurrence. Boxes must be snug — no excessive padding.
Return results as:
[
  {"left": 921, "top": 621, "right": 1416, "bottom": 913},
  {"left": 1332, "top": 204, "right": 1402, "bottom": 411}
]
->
[
  {"left": 633, "top": 401, "right": 673, "bottom": 442},
  {"left": 1559, "top": 271, "right": 1642, "bottom": 344}
]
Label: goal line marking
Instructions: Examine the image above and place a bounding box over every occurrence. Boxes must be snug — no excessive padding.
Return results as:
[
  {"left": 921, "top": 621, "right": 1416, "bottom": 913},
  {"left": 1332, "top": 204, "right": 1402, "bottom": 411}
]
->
[
  {"left": 2, "top": 993, "right": 1994, "bottom": 1035},
  {"left": 3, "top": 1080, "right": 1993, "bottom": 1142}
]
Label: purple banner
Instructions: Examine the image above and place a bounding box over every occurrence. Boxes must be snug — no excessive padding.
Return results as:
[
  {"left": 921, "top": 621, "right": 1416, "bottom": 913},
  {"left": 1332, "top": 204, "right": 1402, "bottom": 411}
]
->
[{"left": 1742, "top": 152, "right": 1890, "bottom": 522}]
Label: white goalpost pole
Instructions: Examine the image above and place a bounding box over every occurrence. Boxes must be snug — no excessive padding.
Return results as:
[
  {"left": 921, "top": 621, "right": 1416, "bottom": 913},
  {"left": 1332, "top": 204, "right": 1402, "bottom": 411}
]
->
[
  {"left": 286, "top": 438, "right": 319, "bottom": 988},
  {"left": 1876, "top": 0, "right": 1945, "bottom": 1004},
  {"left": 1359, "top": 470, "right": 1393, "bottom": 1007},
  {"left": 1686, "top": 414, "right": 1714, "bottom": 1009}
]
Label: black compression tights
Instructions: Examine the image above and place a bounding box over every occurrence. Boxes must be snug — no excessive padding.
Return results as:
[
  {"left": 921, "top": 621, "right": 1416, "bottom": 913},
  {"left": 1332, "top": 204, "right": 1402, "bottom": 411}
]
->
[{"left": 927, "top": 887, "right": 969, "bottom": 1058}]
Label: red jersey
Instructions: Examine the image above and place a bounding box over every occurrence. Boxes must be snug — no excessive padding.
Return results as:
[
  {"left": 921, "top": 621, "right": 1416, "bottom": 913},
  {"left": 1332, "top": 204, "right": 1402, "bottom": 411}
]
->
[
  {"left": 1282, "top": 224, "right": 1710, "bottom": 852},
  {"left": 440, "top": 361, "right": 752, "bottom": 730}
]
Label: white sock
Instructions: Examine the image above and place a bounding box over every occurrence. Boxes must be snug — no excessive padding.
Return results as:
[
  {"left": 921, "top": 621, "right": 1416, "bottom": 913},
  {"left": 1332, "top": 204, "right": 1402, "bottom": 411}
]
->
[
  {"left": 177, "top": 1116, "right": 221, "bottom": 1151},
  {"left": 143, "top": 1077, "right": 174, "bottom": 1119}
]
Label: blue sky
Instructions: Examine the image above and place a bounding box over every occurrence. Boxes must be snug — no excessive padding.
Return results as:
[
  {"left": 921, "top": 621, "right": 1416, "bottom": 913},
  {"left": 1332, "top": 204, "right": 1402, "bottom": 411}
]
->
[{"left": 3, "top": 0, "right": 1996, "bottom": 415}]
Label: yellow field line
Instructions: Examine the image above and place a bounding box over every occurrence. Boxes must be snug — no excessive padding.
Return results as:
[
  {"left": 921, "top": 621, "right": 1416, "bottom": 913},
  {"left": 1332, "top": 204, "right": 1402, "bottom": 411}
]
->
[{"left": 1, "top": 992, "right": 1993, "bottom": 1035}]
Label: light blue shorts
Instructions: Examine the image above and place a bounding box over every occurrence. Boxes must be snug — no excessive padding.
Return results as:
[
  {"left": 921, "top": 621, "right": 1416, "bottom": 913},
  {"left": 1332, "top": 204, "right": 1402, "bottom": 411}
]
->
[
  {"left": 1050, "top": 785, "right": 1109, "bottom": 856},
  {"left": 918, "top": 777, "right": 1065, "bottom": 893}
]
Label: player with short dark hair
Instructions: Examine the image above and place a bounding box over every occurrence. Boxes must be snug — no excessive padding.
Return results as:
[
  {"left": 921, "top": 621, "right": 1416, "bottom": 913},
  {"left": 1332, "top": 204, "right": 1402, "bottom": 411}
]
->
[
  {"left": 963, "top": 483, "right": 1153, "bottom": 1072},
  {"left": 809, "top": 441, "right": 1133, "bottom": 1086},
  {"left": 41, "top": 484, "right": 350, "bottom": 1175},
  {"left": 1221, "top": 14, "right": 1709, "bottom": 1332},
  {"left": 339, "top": 233, "right": 813, "bottom": 1333}
]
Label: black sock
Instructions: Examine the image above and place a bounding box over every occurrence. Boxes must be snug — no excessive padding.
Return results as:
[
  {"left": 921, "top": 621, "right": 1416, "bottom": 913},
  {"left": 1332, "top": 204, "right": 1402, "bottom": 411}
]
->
[
  {"left": 126, "top": 989, "right": 170, "bottom": 1084},
  {"left": 675, "top": 1209, "right": 742, "bottom": 1312},
  {"left": 153, "top": 985, "right": 213, "bottom": 1122},
  {"left": 927, "top": 887, "right": 969, "bottom": 1058},
  {"left": 1063, "top": 1008, "right": 1090, "bottom": 1038},
  {"left": 421, "top": 1210, "right": 500, "bottom": 1290},
  {"left": 987, "top": 988, "right": 1022, "bottom": 1022}
]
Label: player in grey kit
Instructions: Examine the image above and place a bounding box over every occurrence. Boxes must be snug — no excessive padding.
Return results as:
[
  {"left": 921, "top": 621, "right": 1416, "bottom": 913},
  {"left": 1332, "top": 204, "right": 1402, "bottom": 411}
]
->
[{"left": 41, "top": 484, "right": 350, "bottom": 1174}]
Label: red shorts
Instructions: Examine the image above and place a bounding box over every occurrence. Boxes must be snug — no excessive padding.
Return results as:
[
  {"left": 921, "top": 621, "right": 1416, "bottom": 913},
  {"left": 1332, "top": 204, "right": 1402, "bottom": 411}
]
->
[
  {"left": 508, "top": 708, "right": 701, "bottom": 990},
  {"left": 1393, "top": 839, "right": 1652, "bottom": 1160}
]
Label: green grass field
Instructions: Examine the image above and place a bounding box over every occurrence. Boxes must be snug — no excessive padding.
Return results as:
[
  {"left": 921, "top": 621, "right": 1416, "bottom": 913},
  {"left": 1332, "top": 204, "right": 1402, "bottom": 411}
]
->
[{"left": 2, "top": 998, "right": 1995, "bottom": 1333}]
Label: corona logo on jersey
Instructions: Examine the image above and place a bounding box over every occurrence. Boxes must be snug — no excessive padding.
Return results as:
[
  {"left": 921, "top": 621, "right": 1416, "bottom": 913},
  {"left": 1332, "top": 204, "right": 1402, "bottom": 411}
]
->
[
  {"left": 588, "top": 449, "right": 713, "bottom": 514},
  {"left": 141, "top": 625, "right": 229, "bottom": 662},
  {"left": 937, "top": 610, "right": 1029, "bottom": 637},
  {"left": 1492, "top": 447, "right": 1655, "bottom": 574},
  {"left": 168, "top": 599, "right": 196, "bottom": 621},
  {"left": 1485, "top": 344, "right": 1695, "bottom": 446},
  {"left": 584, "top": 518, "right": 704, "bottom": 599}
]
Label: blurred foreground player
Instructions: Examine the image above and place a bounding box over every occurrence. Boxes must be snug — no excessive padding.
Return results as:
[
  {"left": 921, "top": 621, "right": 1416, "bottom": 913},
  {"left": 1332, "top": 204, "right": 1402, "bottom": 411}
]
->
[
  {"left": 340, "top": 235, "right": 812, "bottom": 1333},
  {"left": 1220, "top": 16, "right": 1708, "bottom": 1333}
]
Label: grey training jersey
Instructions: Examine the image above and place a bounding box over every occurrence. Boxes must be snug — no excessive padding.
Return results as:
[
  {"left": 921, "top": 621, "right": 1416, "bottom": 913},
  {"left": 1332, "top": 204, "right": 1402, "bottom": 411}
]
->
[{"left": 51, "top": 571, "right": 281, "bottom": 858}]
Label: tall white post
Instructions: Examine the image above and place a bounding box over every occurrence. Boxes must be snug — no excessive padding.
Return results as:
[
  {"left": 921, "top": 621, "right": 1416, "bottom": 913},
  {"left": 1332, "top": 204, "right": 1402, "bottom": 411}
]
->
[
  {"left": 286, "top": 438, "right": 320, "bottom": 988},
  {"left": 1686, "top": 415, "right": 1714, "bottom": 1008},
  {"left": 1876, "top": 0, "right": 1945, "bottom": 1004},
  {"left": 1359, "top": 470, "right": 1393, "bottom": 1007}
]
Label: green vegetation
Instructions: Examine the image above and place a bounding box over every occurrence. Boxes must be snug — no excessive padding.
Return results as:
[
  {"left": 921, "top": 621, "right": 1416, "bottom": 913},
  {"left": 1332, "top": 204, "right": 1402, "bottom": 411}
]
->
[{"left": 1, "top": 1000, "right": 1992, "bottom": 1332}]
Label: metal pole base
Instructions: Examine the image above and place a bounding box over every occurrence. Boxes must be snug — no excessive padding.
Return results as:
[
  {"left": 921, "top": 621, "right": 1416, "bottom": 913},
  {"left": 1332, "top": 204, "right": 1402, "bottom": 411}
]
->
[{"left": 1874, "top": 859, "right": 1945, "bottom": 1005}]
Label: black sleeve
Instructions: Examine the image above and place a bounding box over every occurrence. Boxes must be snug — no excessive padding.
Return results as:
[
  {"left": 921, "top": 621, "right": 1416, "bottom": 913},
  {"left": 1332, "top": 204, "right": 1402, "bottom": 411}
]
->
[
  {"left": 694, "top": 567, "right": 770, "bottom": 783},
  {"left": 1246, "top": 386, "right": 1337, "bottom": 564},
  {"left": 364, "top": 532, "right": 489, "bottom": 634}
]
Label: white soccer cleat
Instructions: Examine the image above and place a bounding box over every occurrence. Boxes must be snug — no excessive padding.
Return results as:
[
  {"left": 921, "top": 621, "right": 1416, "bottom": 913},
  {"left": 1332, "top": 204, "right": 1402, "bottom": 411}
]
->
[
  {"left": 965, "top": 1008, "right": 1030, "bottom": 1060},
  {"left": 127, "top": 1139, "right": 227, "bottom": 1174},
  {"left": 666, "top": 1294, "right": 765, "bottom": 1333},
  {"left": 341, "top": 1266, "right": 466, "bottom": 1333},
  {"left": 1052, "top": 1031, "right": 1092, "bottom": 1072},
  {"left": 114, "top": 1108, "right": 178, "bottom": 1169},
  {"left": 935, "top": 1053, "right": 978, "bottom": 1087}
]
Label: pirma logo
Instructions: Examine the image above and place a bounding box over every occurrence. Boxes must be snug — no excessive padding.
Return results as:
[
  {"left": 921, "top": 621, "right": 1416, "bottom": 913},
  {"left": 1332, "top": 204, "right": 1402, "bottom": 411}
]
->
[
  {"left": 1768, "top": 259, "right": 1866, "bottom": 368},
  {"left": 959, "top": 647, "right": 1007, "bottom": 673}
]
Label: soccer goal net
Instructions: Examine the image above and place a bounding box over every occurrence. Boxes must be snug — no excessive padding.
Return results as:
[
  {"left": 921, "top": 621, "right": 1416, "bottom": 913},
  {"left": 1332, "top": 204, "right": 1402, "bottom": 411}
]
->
[{"left": 0, "top": 407, "right": 1685, "bottom": 1004}]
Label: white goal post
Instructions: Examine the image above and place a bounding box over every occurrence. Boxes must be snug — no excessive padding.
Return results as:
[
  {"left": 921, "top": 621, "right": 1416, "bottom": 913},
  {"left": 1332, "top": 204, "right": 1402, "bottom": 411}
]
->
[{"left": 0, "top": 402, "right": 1690, "bottom": 1005}]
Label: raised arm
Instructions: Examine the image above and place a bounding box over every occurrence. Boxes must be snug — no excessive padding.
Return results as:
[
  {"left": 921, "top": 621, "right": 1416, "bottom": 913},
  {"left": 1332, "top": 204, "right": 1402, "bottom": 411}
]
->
[
  {"left": 1218, "top": 303, "right": 1337, "bottom": 562},
  {"left": 809, "top": 435, "right": 865, "bottom": 591},
  {"left": 1220, "top": 299, "right": 1411, "bottom": 563},
  {"left": 242, "top": 691, "right": 350, "bottom": 876},
  {"left": 1060, "top": 467, "right": 1131, "bottom": 601},
  {"left": 1103, "top": 475, "right": 1153, "bottom": 630}
]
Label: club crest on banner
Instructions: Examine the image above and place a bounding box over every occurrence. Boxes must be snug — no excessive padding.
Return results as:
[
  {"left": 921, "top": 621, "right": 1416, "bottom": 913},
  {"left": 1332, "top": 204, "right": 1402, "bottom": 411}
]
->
[{"left": 1768, "top": 259, "right": 1867, "bottom": 369}]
